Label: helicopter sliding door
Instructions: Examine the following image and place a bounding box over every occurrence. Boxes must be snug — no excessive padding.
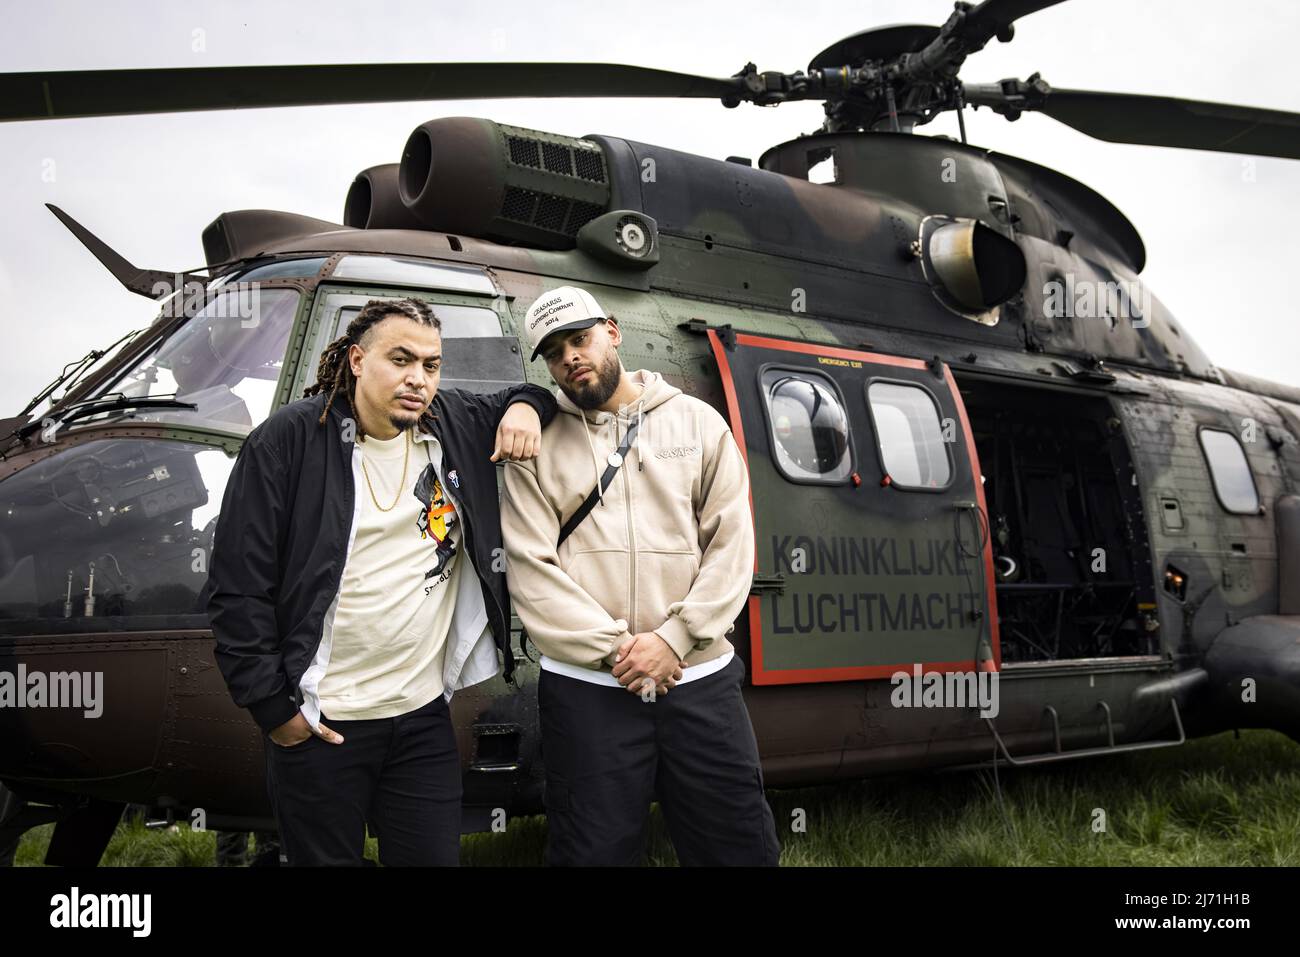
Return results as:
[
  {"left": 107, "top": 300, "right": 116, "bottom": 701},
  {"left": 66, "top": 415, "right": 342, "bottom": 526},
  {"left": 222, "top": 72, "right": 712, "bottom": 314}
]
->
[{"left": 707, "top": 329, "right": 1000, "bottom": 685}]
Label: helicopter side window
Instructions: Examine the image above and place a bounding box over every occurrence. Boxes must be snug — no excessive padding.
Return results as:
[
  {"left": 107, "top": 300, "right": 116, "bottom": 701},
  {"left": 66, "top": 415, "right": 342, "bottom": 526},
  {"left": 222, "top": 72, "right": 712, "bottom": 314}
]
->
[
  {"left": 1198, "top": 428, "right": 1260, "bottom": 514},
  {"left": 331, "top": 302, "right": 502, "bottom": 340},
  {"left": 865, "top": 381, "right": 953, "bottom": 490},
  {"left": 759, "top": 369, "right": 853, "bottom": 484},
  {"left": 324, "top": 301, "right": 512, "bottom": 394}
]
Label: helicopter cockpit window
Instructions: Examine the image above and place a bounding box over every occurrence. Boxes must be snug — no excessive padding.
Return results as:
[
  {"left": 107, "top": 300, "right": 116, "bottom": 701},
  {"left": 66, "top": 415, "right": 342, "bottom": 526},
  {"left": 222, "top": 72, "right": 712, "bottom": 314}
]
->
[
  {"left": 866, "top": 381, "right": 953, "bottom": 490},
  {"left": 1198, "top": 428, "right": 1260, "bottom": 514},
  {"left": 229, "top": 257, "right": 330, "bottom": 282},
  {"left": 760, "top": 369, "right": 853, "bottom": 484},
  {"left": 0, "top": 438, "right": 233, "bottom": 636},
  {"left": 331, "top": 256, "right": 497, "bottom": 295},
  {"left": 92, "top": 287, "right": 301, "bottom": 435}
]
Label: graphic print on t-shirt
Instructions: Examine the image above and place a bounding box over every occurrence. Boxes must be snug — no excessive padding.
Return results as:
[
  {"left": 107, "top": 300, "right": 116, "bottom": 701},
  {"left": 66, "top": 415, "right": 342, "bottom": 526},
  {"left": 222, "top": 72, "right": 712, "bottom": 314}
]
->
[{"left": 414, "top": 462, "right": 458, "bottom": 579}]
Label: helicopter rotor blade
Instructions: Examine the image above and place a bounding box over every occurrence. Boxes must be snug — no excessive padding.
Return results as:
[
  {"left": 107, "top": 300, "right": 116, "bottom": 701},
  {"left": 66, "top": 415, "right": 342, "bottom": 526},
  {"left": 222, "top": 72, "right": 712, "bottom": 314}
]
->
[
  {"left": 965, "top": 77, "right": 1300, "bottom": 160},
  {"left": 0, "top": 62, "right": 744, "bottom": 123},
  {"left": 1040, "top": 89, "right": 1300, "bottom": 160}
]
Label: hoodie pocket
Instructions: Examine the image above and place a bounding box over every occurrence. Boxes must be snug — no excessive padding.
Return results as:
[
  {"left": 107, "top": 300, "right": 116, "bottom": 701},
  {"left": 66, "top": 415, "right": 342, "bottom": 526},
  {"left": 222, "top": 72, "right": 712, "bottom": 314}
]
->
[
  {"left": 565, "top": 547, "right": 634, "bottom": 625},
  {"left": 631, "top": 549, "right": 699, "bottom": 634}
]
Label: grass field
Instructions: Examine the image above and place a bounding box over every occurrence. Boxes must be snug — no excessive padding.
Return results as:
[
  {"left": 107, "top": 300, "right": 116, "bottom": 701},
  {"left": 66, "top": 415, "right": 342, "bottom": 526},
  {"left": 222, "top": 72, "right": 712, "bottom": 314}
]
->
[{"left": 12, "top": 728, "right": 1300, "bottom": 866}]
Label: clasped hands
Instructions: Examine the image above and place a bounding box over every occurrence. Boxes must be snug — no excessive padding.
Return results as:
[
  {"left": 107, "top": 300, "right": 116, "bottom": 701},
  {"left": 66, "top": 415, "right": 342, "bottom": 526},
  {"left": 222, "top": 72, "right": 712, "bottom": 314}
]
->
[{"left": 610, "top": 632, "right": 685, "bottom": 697}]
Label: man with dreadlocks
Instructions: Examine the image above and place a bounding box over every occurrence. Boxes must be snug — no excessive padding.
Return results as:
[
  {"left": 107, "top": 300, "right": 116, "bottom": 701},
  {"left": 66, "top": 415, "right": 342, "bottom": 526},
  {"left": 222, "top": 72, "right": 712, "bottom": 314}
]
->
[{"left": 206, "top": 296, "right": 556, "bottom": 866}]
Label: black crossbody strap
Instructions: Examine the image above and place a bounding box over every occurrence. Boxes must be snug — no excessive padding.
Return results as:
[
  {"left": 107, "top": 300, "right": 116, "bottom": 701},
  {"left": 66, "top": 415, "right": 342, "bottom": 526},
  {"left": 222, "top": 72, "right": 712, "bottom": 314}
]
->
[{"left": 557, "top": 416, "right": 641, "bottom": 547}]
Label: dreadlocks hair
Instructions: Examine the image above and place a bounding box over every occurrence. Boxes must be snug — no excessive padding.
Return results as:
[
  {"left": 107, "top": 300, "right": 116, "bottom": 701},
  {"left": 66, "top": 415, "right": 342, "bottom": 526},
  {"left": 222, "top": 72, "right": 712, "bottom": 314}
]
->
[{"left": 302, "top": 297, "right": 442, "bottom": 436}]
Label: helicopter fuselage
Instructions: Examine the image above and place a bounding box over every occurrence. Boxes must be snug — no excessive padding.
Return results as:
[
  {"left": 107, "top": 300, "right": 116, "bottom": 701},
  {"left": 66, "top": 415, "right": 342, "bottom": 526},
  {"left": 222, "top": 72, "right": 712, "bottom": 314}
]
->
[{"left": 2, "top": 128, "right": 1298, "bottom": 855}]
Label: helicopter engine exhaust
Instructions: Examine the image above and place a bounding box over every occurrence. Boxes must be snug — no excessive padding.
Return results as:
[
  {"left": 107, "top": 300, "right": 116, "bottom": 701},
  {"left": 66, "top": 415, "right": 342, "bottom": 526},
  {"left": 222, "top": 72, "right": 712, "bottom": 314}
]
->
[
  {"left": 343, "top": 164, "right": 425, "bottom": 230},
  {"left": 925, "top": 217, "right": 1027, "bottom": 315},
  {"left": 395, "top": 116, "right": 610, "bottom": 250}
]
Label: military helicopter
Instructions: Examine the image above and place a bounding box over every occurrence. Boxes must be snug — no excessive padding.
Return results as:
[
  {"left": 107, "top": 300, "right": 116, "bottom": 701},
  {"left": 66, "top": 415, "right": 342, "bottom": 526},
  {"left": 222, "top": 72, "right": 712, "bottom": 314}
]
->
[{"left": 2, "top": 0, "right": 1299, "bottom": 866}]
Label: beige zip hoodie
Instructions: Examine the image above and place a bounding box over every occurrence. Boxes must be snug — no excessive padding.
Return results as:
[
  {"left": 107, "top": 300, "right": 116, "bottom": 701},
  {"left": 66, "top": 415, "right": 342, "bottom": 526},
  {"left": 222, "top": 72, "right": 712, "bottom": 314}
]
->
[{"left": 501, "top": 369, "right": 754, "bottom": 672}]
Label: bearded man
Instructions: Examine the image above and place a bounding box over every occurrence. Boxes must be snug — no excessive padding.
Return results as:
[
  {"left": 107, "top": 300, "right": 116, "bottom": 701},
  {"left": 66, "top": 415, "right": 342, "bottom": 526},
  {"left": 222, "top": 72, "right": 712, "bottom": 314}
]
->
[{"left": 500, "top": 285, "right": 780, "bottom": 866}]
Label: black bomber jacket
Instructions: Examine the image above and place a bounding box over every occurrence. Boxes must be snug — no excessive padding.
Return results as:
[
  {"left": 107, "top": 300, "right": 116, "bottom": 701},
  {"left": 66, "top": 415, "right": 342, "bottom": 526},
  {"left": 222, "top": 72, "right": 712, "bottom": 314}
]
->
[{"left": 204, "top": 383, "right": 557, "bottom": 733}]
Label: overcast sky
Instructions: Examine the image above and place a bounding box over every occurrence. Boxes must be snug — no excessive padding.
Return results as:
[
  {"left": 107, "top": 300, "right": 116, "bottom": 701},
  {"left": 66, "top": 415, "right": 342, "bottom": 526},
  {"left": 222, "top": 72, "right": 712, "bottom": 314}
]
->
[{"left": 2, "top": 0, "right": 1297, "bottom": 417}]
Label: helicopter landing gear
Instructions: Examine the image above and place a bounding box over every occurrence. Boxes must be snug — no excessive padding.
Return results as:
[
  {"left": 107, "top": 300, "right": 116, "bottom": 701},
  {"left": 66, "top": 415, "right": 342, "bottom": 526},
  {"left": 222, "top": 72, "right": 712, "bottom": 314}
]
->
[{"left": 43, "top": 797, "right": 125, "bottom": 866}]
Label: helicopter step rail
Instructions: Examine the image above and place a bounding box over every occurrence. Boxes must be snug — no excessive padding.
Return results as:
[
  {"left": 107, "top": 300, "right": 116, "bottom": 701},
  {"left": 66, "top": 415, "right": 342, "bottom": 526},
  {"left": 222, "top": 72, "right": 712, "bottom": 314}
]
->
[
  {"left": 469, "top": 721, "right": 523, "bottom": 774},
  {"left": 981, "top": 697, "right": 1186, "bottom": 767}
]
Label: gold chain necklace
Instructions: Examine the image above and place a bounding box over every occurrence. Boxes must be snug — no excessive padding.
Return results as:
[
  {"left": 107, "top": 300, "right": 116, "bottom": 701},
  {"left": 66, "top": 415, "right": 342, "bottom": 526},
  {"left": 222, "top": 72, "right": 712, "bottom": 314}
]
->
[{"left": 359, "top": 429, "right": 410, "bottom": 512}]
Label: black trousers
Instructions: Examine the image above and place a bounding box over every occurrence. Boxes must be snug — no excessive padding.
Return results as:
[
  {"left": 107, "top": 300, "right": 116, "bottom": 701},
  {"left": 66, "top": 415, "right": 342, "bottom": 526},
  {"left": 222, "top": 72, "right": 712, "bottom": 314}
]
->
[
  {"left": 264, "top": 694, "right": 461, "bottom": 866},
  {"left": 539, "top": 654, "right": 781, "bottom": 866}
]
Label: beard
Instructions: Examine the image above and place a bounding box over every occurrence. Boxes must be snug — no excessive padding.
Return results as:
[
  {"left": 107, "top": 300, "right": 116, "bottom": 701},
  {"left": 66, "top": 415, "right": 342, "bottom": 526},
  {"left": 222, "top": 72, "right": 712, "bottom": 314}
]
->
[
  {"left": 385, "top": 395, "right": 424, "bottom": 434},
  {"left": 387, "top": 411, "right": 421, "bottom": 433},
  {"left": 388, "top": 386, "right": 436, "bottom": 434},
  {"left": 345, "top": 385, "right": 424, "bottom": 438},
  {"left": 558, "top": 348, "right": 622, "bottom": 410}
]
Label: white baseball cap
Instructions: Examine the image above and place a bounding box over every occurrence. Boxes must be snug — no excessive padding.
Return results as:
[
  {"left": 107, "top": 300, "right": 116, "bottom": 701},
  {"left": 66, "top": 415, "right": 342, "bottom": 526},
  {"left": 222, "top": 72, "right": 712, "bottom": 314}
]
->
[{"left": 521, "top": 285, "right": 607, "bottom": 361}]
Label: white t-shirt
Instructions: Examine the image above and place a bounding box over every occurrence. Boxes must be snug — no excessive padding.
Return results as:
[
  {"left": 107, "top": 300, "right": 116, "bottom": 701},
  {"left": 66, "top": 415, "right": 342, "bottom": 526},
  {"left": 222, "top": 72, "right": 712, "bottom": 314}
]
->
[
  {"left": 316, "top": 428, "right": 464, "bottom": 719},
  {"left": 540, "top": 652, "right": 733, "bottom": 688}
]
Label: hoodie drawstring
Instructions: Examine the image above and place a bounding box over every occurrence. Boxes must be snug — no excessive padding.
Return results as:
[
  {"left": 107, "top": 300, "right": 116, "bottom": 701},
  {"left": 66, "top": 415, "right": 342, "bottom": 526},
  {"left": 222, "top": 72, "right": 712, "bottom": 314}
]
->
[
  {"left": 637, "top": 400, "right": 645, "bottom": 471},
  {"left": 577, "top": 381, "right": 651, "bottom": 501}
]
